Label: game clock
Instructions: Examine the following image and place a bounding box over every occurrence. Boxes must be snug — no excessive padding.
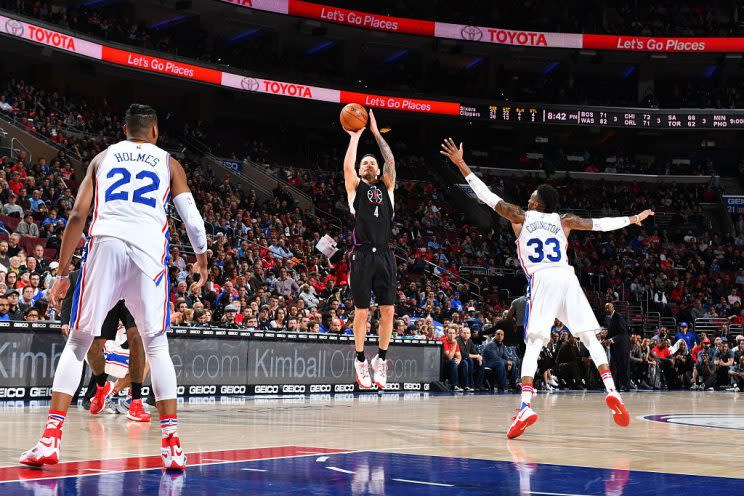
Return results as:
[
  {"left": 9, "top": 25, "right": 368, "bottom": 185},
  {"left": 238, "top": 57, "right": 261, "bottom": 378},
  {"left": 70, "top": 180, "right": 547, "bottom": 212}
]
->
[{"left": 459, "top": 103, "right": 744, "bottom": 129}]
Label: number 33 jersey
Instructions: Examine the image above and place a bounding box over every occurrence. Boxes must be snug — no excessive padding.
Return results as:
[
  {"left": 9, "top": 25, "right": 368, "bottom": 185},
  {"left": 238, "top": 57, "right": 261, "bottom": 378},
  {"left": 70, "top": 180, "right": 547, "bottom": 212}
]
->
[
  {"left": 515, "top": 210, "right": 569, "bottom": 277},
  {"left": 89, "top": 140, "right": 171, "bottom": 282}
]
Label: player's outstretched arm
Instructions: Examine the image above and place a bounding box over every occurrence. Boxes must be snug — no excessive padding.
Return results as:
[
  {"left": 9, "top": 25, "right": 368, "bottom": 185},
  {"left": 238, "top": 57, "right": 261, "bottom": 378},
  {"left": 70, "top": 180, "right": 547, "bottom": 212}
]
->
[
  {"left": 440, "top": 138, "right": 525, "bottom": 224},
  {"left": 561, "top": 210, "right": 654, "bottom": 235},
  {"left": 370, "top": 110, "right": 396, "bottom": 190},
  {"left": 170, "top": 157, "right": 208, "bottom": 290},
  {"left": 49, "top": 152, "right": 101, "bottom": 309},
  {"left": 343, "top": 127, "right": 363, "bottom": 196}
]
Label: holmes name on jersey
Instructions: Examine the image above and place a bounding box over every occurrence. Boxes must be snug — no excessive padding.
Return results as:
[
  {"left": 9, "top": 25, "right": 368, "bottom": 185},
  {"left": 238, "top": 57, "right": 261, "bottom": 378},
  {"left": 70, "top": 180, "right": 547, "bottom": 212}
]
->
[{"left": 112, "top": 152, "right": 160, "bottom": 167}]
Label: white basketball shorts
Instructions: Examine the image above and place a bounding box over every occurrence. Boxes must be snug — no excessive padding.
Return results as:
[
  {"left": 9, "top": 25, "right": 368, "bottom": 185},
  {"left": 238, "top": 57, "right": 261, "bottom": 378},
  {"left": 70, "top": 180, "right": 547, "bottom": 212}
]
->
[
  {"left": 69, "top": 236, "right": 170, "bottom": 337},
  {"left": 523, "top": 266, "right": 600, "bottom": 341}
]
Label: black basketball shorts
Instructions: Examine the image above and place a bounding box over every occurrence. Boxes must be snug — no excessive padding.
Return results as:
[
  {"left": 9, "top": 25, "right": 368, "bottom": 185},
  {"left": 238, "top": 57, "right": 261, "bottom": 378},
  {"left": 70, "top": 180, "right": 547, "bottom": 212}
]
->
[
  {"left": 348, "top": 248, "right": 397, "bottom": 308},
  {"left": 98, "top": 300, "right": 137, "bottom": 341}
]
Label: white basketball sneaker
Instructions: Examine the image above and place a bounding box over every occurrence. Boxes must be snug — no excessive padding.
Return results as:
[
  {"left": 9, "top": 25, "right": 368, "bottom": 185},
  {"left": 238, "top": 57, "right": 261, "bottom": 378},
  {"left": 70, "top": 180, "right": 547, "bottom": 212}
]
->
[
  {"left": 354, "top": 358, "right": 372, "bottom": 389},
  {"left": 506, "top": 405, "right": 539, "bottom": 439},
  {"left": 161, "top": 434, "right": 187, "bottom": 471},
  {"left": 19, "top": 428, "right": 62, "bottom": 467},
  {"left": 370, "top": 355, "right": 388, "bottom": 389}
]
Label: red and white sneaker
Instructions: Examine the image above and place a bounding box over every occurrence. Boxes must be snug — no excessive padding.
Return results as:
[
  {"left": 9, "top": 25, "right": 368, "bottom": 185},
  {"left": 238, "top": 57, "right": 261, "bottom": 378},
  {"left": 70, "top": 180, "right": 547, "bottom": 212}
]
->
[
  {"left": 161, "top": 434, "right": 186, "bottom": 471},
  {"left": 506, "top": 406, "right": 539, "bottom": 439},
  {"left": 370, "top": 355, "right": 387, "bottom": 389},
  {"left": 90, "top": 381, "right": 113, "bottom": 415},
  {"left": 605, "top": 391, "right": 630, "bottom": 427},
  {"left": 127, "top": 399, "right": 152, "bottom": 423},
  {"left": 354, "top": 359, "right": 372, "bottom": 389},
  {"left": 19, "top": 428, "right": 61, "bottom": 467}
]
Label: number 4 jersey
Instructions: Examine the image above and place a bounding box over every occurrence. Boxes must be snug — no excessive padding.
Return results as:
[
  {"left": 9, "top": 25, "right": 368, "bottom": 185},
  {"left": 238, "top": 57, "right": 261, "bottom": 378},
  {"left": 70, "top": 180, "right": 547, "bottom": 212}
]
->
[
  {"left": 89, "top": 140, "right": 171, "bottom": 282},
  {"left": 515, "top": 210, "right": 569, "bottom": 277}
]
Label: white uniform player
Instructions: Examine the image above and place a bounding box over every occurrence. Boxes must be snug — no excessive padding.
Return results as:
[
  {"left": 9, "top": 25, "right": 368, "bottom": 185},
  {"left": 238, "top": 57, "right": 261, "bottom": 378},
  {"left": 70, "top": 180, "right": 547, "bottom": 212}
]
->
[
  {"left": 441, "top": 137, "right": 653, "bottom": 440},
  {"left": 515, "top": 210, "right": 600, "bottom": 340},
  {"left": 21, "top": 104, "right": 208, "bottom": 471}
]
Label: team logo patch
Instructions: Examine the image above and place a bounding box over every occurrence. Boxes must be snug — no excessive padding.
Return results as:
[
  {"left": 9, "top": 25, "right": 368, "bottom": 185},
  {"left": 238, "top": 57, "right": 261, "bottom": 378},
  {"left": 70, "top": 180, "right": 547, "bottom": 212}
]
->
[
  {"left": 367, "top": 186, "right": 383, "bottom": 204},
  {"left": 643, "top": 413, "right": 744, "bottom": 431}
]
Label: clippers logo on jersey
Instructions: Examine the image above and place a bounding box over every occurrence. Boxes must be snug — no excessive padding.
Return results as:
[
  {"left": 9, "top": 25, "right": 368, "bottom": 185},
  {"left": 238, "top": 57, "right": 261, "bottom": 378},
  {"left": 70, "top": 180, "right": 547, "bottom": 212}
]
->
[{"left": 367, "top": 186, "right": 383, "bottom": 204}]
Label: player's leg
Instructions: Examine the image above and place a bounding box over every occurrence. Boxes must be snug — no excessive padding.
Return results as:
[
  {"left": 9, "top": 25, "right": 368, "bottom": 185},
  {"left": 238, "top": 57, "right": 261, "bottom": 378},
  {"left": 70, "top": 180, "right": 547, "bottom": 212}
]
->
[
  {"left": 124, "top": 323, "right": 151, "bottom": 422},
  {"left": 564, "top": 276, "right": 630, "bottom": 427},
  {"left": 80, "top": 338, "right": 106, "bottom": 410},
  {"left": 348, "top": 250, "right": 373, "bottom": 388},
  {"left": 124, "top": 269, "right": 184, "bottom": 470},
  {"left": 21, "top": 238, "right": 125, "bottom": 466},
  {"left": 507, "top": 273, "right": 556, "bottom": 439},
  {"left": 370, "top": 250, "right": 397, "bottom": 388}
]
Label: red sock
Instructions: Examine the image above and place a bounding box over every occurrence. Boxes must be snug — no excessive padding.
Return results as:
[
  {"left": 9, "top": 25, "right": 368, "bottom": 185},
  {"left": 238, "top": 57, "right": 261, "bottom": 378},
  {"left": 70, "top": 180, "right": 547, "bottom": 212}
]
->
[
  {"left": 160, "top": 414, "right": 178, "bottom": 438},
  {"left": 46, "top": 410, "right": 66, "bottom": 432}
]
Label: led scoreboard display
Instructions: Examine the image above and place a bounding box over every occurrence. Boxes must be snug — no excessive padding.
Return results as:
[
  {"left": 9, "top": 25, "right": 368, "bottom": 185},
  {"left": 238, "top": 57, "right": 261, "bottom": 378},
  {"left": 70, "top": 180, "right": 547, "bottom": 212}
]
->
[{"left": 459, "top": 104, "right": 744, "bottom": 129}]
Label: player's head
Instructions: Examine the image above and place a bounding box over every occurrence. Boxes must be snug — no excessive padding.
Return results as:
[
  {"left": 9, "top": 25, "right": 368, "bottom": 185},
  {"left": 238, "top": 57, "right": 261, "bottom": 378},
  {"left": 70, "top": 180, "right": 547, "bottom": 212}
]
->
[
  {"left": 528, "top": 184, "right": 559, "bottom": 212},
  {"left": 358, "top": 154, "right": 380, "bottom": 182},
  {"left": 124, "top": 104, "right": 158, "bottom": 143}
]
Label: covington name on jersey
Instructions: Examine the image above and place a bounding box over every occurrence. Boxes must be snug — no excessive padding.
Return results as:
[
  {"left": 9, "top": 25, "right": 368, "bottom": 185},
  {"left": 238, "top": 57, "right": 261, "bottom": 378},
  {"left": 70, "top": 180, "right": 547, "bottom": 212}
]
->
[{"left": 524, "top": 221, "right": 562, "bottom": 235}]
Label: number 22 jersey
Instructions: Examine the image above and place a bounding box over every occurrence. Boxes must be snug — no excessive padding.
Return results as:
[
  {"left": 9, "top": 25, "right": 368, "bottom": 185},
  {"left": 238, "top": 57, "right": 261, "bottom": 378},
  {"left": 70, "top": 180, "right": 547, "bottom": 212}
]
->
[
  {"left": 515, "top": 210, "right": 569, "bottom": 278},
  {"left": 88, "top": 140, "right": 171, "bottom": 282}
]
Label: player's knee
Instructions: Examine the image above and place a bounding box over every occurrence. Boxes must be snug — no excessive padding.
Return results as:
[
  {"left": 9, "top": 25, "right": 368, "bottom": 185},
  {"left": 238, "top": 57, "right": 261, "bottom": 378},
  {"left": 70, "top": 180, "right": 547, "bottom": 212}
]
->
[{"left": 354, "top": 308, "right": 369, "bottom": 320}]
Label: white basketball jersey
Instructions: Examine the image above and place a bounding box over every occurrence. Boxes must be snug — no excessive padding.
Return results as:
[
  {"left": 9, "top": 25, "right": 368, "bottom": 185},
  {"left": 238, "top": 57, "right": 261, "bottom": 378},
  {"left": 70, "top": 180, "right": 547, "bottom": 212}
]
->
[
  {"left": 515, "top": 210, "right": 569, "bottom": 277},
  {"left": 89, "top": 140, "right": 171, "bottom": 282}
]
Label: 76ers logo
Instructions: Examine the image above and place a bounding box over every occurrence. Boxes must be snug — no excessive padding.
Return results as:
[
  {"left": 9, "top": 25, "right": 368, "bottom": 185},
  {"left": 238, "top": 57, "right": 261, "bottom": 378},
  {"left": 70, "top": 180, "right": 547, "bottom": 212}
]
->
[{"left": 367, "top": 186, "right": 383, "bottom": 204}]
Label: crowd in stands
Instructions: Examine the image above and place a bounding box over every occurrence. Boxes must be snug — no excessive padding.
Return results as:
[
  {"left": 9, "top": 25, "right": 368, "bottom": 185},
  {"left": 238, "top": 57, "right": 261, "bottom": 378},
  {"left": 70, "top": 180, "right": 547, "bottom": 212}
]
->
[
  {"left": 1, "top": 70, "right": 743, "bottom": 392},
  {"left": 6, "top": 1, "right": 744, "bottom": 108}
]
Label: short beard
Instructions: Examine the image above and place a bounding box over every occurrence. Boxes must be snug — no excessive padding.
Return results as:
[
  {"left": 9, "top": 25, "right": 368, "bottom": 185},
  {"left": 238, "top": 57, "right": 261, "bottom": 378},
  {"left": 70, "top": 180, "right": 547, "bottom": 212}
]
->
[{"left": 360, "top": 171, "right": 378, "bottom": 182}]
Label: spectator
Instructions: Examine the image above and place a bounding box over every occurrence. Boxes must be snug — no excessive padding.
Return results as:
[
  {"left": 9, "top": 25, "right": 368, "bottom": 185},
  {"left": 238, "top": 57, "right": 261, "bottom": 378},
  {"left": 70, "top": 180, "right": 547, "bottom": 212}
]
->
[
  {"left": 630, "top": 336, "right": 652, "bottom": 390},
  {"left": 713, "top": 340, "right": 734, "bottom": 390},
  {"left": 669, "top": 339, "right": 694, "bottom": 388},
  {"left": 7, "top": 234, "right": 22, "bottom": 258},
  {"left": 270, "top": 308, "right": 287, "bottom": 331},
  {"left": 538, "top": 331, "right": 561, "bottom": 390},
  {"left": 556, "top": 334, "right": 583, "bottom": 389},
  {"left": 5, "top": 290, "right": 22, "bottom": 320},
  {"left": 3, "top": 193, "right": 23, "bottom": 217},
  {"left": 456, "top": 326, "right": 484, "bottom": 391},
  {"left": 441, "top": 326, "right": 462, "bottom": 391},
  {"left": 23, "top": 307, "right": 40, "bottom": 321},
  {"left": 482, "top": 329, "right": 515, "bottom": 390},
  {"left": 273, "top": 268, "right": 300, "bottom": 298},
  {"left": 298, "top": 284, "right": 320, "bottom": 309},
  {"left": 16, "top": 213, "right": 40, "bottom": 237},
  {"left": 0, "top": 241, "right": 10, "bottom": 267},
  {"left": 0, "top": 296, "right": 10, "bottom": 321},
  {"left": 222, "top": 304, "right": 239, "bottom": 326},
  {"left": 675, "top": 322, "right": 698, "bottom": 350},
  {"left": 286, "top": 317, "right": 299, "bottom": 332},
  {"left": 729, "top": 356, "right": 744, "bottom": 391}
]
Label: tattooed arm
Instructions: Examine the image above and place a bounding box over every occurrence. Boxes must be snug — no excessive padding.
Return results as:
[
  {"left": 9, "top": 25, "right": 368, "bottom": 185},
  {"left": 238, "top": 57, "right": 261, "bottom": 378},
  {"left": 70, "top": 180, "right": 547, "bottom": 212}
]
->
[
  {"left": 561, "top": 210, "right": 654, "bottom": 236},
  {"left": 369, "top": 110, "right": 396, "bottom": 190}
]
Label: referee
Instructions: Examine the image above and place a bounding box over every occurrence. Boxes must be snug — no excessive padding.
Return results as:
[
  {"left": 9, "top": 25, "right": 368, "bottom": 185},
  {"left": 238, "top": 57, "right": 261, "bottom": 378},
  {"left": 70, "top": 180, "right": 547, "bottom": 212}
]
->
[{"left": 343, "top": 109, "right": 397, "bottom": 390}]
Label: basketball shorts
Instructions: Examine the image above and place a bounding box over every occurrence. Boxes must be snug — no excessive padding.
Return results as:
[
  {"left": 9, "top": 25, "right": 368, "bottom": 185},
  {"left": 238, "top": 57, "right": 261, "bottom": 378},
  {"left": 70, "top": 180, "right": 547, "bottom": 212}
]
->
[
  {"left": 99, "top": 300, "right": 137, "bottom": 341},
  {"left": 523, "top": 266, "right": 600, "bottom": 341},
  {"left": 70, "top": 236, "right": 171, "bottom": 338},
  {"left": 348, "top": 247, "right": 396, "bottom": 308}
]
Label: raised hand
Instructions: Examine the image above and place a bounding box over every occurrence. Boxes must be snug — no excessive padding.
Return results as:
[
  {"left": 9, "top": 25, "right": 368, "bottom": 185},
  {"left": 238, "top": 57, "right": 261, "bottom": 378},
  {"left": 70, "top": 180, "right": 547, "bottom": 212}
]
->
[
  {"left": 440, "top": 138, "right": 464, "bottom": 165},
  {"left": 633, "top": 209, "right": 655, "bottom": 225},
  {"left": 345, "top": 126, "right": 365, "bottom": 138},
  {"left": 369, "top": 109, "right": 379, "bottom": 136}
]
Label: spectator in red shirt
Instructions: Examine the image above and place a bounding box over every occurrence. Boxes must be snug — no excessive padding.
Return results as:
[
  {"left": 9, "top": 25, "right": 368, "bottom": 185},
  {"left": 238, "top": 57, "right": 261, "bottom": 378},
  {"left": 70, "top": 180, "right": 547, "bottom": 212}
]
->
[{"left": 441, "top": 326, "right": 462, "bottom": 391}]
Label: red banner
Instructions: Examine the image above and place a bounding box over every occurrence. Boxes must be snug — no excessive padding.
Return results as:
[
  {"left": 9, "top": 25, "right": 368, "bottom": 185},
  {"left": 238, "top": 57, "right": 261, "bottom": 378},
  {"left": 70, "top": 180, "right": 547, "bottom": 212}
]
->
[
  {"left": 583, "top": 34, "right": 744, "bottom": 53},
  {"left": 340, "top": 91, "right": 460, "bottom": 115},
  {"left": 101, "top": 47, "right": 223, "bottom": 84},
  {"left": 288, "top": 0, "right": 435, "bottom": 36}
]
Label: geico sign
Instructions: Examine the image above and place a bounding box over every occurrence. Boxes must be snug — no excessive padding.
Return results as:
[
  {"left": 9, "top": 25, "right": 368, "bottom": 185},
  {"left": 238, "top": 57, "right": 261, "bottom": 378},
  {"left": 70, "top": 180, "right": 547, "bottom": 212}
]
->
[
  {"left": 382, "top": 383, "right": 400, "bottom": 391},
  {"left": 220, "top": 385, "right": 247, "bottom": 395},
  {"left": 309, "top": 384, "right": 331, "bottom": 393},
  {"left": 0, "top": 387, "right": 26, "bottom": 398},
  {"left": 254, "top": 385, "right": 279, "bottom": 394},
  {"left": 334, "top": 384, "right": 355, "bottom": 393},
  {"left": 282, "top": 385, "right": 306, "bottom": 394},
  {"left": 28, "top": 25, "right": 77, "bottom": 50},
  {"left": 188, "top": 385, "right": 216, "bottom": 395},
  {"left": 176, "top": 386, "right": 185, "bottom": 395},
  {"left": 30, "top": 387, "right": 53, "bottom": 398},
  {"left": 404, "top": 383, "right": 421, "bottom": 390},
  {"left": 261, "top": 81, "right": 312, "bottom": 98}
]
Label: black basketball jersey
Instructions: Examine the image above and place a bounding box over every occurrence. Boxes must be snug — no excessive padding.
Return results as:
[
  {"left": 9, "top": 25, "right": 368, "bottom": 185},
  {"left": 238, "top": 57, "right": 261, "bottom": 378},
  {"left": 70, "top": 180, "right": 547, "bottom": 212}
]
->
[{"left": 351, "top": 180, "right": 393, "bottom": 247}]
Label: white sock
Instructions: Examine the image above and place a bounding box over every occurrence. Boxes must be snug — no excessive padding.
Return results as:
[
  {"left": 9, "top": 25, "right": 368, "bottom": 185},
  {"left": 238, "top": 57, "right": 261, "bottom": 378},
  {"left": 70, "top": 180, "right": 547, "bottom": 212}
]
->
[{"left": 601, "top": 370, "right": 616, "bottom": 393}]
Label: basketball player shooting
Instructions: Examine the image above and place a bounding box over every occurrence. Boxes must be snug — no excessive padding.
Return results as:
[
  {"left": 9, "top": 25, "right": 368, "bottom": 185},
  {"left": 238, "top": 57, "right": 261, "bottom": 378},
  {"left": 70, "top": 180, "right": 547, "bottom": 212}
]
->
[
  {"left": 20, "top": 104, "right": 209, "bottom": 470},
  {"left": 343, "top": 110, "right": 397, "bottom": 389},
  {"left": 440, "top": 138, "right": 653, "bottom": 439}
]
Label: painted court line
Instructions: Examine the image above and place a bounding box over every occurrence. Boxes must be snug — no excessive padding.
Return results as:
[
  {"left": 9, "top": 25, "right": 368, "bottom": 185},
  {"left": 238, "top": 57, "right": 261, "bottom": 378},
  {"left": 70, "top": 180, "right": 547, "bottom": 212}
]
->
[
  {"left": 392, "top": 478, "right": 454, "bottom": 487},
  {"left": 327, "top": 466, "right": 355, "bottom": 474},
  {"left": 240, "top": 468, "right": 268, "bottom": 472},
  {"left": 315, "top": 456, "right": 329, "bottom": 462},
  {"left": 530, "top": 491, "right": 593, "bottom": 496}
]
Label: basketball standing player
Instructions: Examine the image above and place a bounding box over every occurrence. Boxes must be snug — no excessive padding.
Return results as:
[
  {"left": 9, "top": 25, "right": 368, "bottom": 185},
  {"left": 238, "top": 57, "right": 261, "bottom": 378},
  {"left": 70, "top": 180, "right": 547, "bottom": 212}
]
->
[
  {"left": 343, "top": 110, "right": 396, "bottom": 389},
  {"left": 20, "top": 104, "right": 208, "bottom": 470},
  {"left": 441, "top": 138, "right": 653, "bottom": 439}
]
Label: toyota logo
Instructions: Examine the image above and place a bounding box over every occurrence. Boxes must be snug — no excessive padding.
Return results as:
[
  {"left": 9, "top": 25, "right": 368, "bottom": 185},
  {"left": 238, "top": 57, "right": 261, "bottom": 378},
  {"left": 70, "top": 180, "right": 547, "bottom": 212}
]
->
[
  {"left": 5, "top": 19, "right": 24, "bottom": 37},
  {"left": 460, "top": 25, "right": 483, "bottom": 41},
  {"left": 240, "top": 77, "right": 260, "bottom": 92}
]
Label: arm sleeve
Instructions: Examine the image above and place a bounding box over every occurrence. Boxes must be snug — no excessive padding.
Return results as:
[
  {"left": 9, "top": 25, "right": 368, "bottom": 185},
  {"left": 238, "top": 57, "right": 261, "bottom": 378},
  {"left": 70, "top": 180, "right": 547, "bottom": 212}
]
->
[
  {"left": 172, "top": 192, "right": 207, "bottom": 254},
  {"left": 464, "top": 173, "right": 502, "bottom": 210},
  {"left": 591, "top": 216, "right": 631, "bottom": 232}
]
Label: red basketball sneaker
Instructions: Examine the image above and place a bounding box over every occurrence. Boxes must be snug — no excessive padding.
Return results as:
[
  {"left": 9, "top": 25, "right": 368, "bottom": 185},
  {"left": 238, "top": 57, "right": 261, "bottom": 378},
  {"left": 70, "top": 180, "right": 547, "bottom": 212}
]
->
[
  {"left": 90, "top": 381, "right": 113, "bottom": 415},
  {"left": 127, "top": 399, "right": 152, "bottom": 423},
  {"left": 19, "top": 428, "right": 62, "bottom": 467},
  {"left": 161, "top": 434, "right": 187, "bottom": 471},
  {"left": 506, "top": 406, "right": 539, "bottom": 439},
  {"left": 605, "top": 391, "right": 630, "bottom": 427}
]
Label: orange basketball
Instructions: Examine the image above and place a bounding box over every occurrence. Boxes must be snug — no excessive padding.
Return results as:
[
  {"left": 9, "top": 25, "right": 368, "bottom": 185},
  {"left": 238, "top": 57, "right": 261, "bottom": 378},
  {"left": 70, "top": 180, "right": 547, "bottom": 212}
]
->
[{"left": 340, "top": 103, "right": 368, "bottom": 132}]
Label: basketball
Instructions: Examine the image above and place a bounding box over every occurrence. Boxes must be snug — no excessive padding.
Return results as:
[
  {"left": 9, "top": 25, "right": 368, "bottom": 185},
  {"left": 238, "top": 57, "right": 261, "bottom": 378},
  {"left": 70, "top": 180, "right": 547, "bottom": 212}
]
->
[{"left": 340, "top": 103, "right": 368, "bottom": 131}]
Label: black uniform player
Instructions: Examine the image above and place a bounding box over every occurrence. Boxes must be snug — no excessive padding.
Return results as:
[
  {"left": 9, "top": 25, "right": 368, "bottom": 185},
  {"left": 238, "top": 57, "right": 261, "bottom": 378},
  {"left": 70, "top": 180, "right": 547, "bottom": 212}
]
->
[
  {"left": 343, "top": 109, "right": 397, "bottom": 389},
  {"left": 61, "top": 271, "right": 150, "bottom": 421}
]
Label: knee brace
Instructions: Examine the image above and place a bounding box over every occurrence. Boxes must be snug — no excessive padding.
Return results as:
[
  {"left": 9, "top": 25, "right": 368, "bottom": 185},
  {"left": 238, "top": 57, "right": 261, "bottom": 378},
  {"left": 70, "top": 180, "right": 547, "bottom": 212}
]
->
[
  {"left": 52, "top": 331, "right": 96, "bottom": 395},
  {"left": 520, "top": 336, "right": 546, "bottom": 379},
  {"left": 142, "top": 332, "right": 178, "bottom": 401}
]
